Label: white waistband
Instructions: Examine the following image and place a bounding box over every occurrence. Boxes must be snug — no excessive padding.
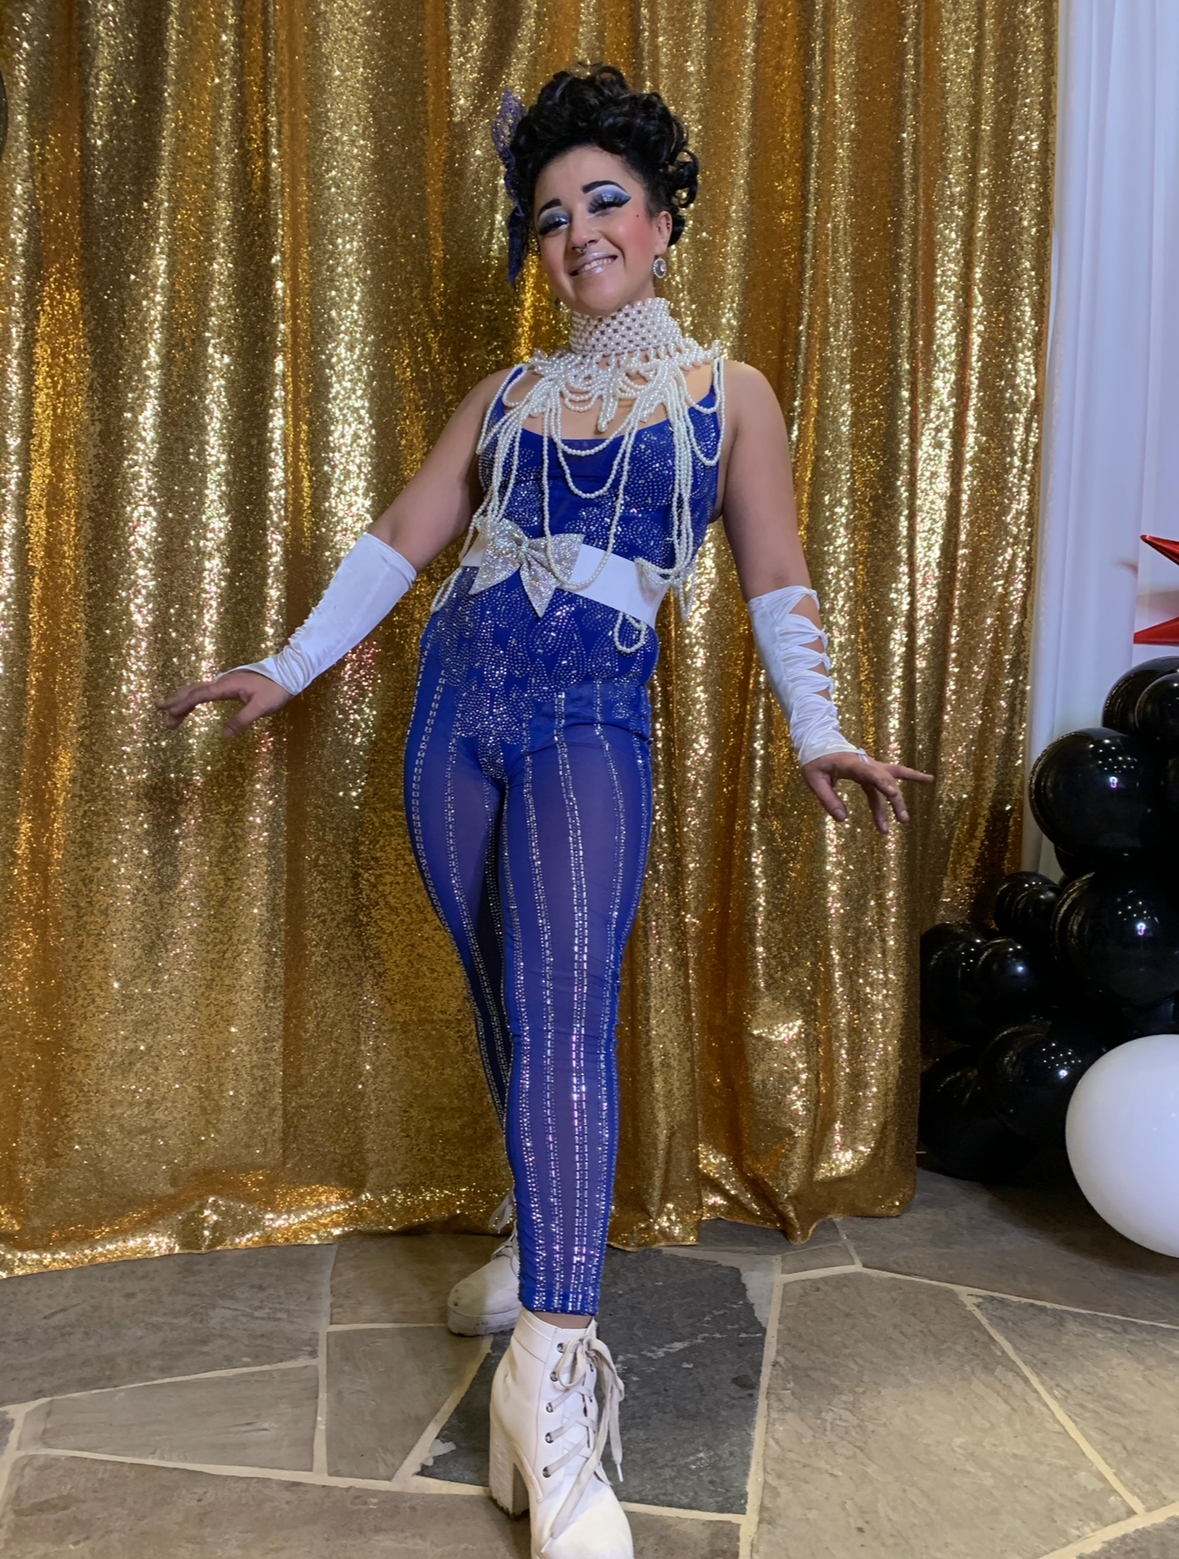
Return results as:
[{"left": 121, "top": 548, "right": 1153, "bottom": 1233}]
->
[{"left": 459, "top": 537, "right": 669, "bottom": 629}]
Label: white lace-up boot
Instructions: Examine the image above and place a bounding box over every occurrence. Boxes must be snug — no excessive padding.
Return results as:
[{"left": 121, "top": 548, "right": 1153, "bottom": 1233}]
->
[
  {"left": 448, "top": 1193, "right": 522, "bottom": 1337},
  {"left": 488, "top": 1309, "right": 632, "bottom": 1558}
]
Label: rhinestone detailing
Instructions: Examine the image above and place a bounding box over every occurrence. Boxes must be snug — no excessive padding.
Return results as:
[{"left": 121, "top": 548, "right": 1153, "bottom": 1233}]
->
[
  {"left": 467, "top": 520, "right": 583, "bottom": 617},
  {"left": 432, "top": 296, "right": 725, "bottom": 650}
]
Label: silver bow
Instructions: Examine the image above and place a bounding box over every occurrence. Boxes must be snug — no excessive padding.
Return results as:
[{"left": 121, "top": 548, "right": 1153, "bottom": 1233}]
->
[{"left": 469, "top": 522, "right": 584, "bottom": 617}]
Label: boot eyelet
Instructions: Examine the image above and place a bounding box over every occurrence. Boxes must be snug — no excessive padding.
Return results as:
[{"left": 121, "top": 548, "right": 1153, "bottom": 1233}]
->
[
  {"left": 557, "top": 1341, "right": 565, "bottom": 1352},
  {"left": 542, "top": 1466, "right": 551, "bottom": 1478},
  {"left": 544, "top": 1432, "right": 552, "bottom": 1443},
  {"left": 549, "top": 1370, "right": 557, "bottom": 1381},
  {"left": 545, "top": 1402, "right": 554, "bottom": 1413}
]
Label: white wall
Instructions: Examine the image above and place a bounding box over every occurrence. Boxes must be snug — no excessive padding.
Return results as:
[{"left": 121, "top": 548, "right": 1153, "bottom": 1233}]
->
[{"left": 1023, "top": 0, "right": 1179, "bottom": 874}]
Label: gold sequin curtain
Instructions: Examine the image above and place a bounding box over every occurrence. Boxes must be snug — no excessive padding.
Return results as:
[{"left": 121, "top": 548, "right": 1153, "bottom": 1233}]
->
[{"left": 0, "top": 0, "right": 1053, "bottom": 1275}]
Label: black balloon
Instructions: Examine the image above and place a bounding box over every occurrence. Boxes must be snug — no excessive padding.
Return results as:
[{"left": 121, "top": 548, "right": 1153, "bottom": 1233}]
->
[
  {"left": 1064, "top": 991, "right": 1179, "bottom": 1045},
  {"left": 967, "top": 936, "right": 1054, "bottom": 1026},
  {"left": 919, "top": 1051, "right": 1040, "bottom": 1181},
  {"left": 1008, "top": 880, "right": 1062, "bottom": 952},
  {"left": 1135, "top": 673, "right": 1179, "bottom": 746},
  {"left": 1053, "top": 843, "right": 1096, "bottom": 881},
  {"left": 1113, "top": 992, "right": 1179, "bottom": 1041},
  {"left": 978, "top": 1016, "right": 1110, "bottom": 1147},
  {"left": 920, "top": 921, "right": 980, "bottom": 973},
  {"left": 992, "top": 873, "right": 1056, "bottom": 937},
  {"left": 1102, "top": 656, "right": 1179, "bottom": 734},
  {"left": 1052, "top": 869, "right": 1179, "bottom": 1006},
  {"left": 1048, "top": 1005, "right": 1121, "bottom": 1053},
  {"left": 922, "top": 931, "right": 996, "bottom": 1046},
  {"left": 1029, "top": 727, "right": 1163, "bottom": 859}
]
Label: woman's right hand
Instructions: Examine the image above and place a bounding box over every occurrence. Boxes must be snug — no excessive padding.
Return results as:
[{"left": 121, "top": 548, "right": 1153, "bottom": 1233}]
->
[{"left": 156, "top": 670, "right": 292, "bottom": 737}]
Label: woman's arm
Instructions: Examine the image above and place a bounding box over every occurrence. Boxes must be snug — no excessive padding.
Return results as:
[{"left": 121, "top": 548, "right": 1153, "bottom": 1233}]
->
[
  {"left": 720, "top": 362, "right": 933, "bottom": 832},
  {"left": 718, "top": 362, "right": 816, "bottom": 604},
  {"left": 365, "top": 368, "right": 512, "bottom": 568},
  {"left": 157, "top": 369, "right": 512, "bottom": 735}
]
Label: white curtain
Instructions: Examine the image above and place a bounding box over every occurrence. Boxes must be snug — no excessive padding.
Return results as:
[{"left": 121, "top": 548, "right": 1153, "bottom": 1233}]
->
[{"left": 1022, "top": 0, "right": 1179, "bottom": 874}]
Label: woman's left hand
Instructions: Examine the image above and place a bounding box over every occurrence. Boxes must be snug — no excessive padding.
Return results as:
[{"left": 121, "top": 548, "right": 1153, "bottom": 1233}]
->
[{"left": 800, "top": 751, "right": 934, "bottom": 834}]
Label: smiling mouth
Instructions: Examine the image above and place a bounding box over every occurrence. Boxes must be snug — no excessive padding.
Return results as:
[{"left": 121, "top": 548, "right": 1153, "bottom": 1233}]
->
[{"left": 571, "top": 254, "right": 616, "bottom": 277}]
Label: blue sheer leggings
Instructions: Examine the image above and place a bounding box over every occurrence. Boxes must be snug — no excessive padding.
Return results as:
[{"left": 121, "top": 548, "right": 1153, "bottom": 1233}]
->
[{"left": 402, "top": 667, "right": 652, "bottom": 1315}]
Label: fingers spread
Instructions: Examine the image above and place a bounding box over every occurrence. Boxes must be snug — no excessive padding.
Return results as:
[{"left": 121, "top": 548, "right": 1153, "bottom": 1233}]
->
[
  {"left": 854, "top": 768, "right": 911, "bottom": 832},
  {"left": 158, "top": 676, "right": 260, "bottom": 721},
  {"left": 156, "top": 685, "right": 210, "bottom": 726},
  {"left": 221, "top": 709, "right": 254, "bottom": 738},
  {"left": 202, "top": 680, "right": 252, "bottom": 703},
  {"left": 156, "top": 683, "right": 200, "bottom": 712},
  {"left": 805, "top": 767, "right": 848, "bottom": 823},
  {"left": 890, "top": 765, "right": 936, "bottom": 783},
  {"left": 802, "top": 754, "right": 929, "bottom": 831},
  {"left": 882, "top": 777, "right": 909, "bottom": 824}
]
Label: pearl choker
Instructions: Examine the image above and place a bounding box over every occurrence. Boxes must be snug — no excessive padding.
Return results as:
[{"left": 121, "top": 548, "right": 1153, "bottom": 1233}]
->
[{"left": 565, "top": 296, "right": 700, "bottom": 361}]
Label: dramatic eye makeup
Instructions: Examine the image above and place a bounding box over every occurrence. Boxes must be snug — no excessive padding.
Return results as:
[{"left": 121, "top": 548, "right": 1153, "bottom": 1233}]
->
[
  {"left": 536, "top": 209, "right": 568, "bottom": 238},
  {"left": 536, "top": 181, "right": 633, "bottom": 237},
  {"left": 588, "top": 184, "right": 631, "bottom": 213}
]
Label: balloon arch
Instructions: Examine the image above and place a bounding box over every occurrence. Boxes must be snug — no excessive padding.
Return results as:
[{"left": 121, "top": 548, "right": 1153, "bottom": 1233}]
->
[{"left": 919, "top": 656, "right": 1179, "bottom": 1258}]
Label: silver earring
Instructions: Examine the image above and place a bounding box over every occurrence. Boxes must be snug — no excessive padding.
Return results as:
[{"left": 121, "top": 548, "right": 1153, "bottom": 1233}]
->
[{"left": 652, "top": 256, "right": 667, "bottom": 279}]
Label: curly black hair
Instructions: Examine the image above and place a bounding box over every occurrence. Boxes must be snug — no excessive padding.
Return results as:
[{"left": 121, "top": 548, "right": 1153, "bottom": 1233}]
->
[{"left": 508, "top": 65, "right": 699, "bottom": 247}]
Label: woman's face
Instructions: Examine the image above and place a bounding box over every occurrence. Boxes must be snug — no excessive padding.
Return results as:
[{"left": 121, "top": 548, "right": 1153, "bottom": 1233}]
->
[{"left": 531, "top": 145, "right": 672, "bottom": 316}]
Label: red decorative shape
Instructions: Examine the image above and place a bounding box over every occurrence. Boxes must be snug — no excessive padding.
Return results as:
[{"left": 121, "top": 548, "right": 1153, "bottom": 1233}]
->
[
  {"left": 1134, "top": 616, "right": 1179, "bottom": 646},
  {"left": 1137, "top": 535, "right": 1179, "bottom": 641},
  {"left": 1142, "top": 534, "right": 1179, "bottom": 567}
]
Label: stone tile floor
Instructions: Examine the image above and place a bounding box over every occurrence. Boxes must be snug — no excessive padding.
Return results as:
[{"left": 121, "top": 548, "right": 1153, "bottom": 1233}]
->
[{"left": 0, "top": 1157, "right": 1177, "bottom": 1557}]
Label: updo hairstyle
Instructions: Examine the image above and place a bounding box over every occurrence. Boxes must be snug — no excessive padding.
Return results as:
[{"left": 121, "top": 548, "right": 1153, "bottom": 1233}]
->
[{"left": 509, "top": 65, "right": 699, "bottom": 247}]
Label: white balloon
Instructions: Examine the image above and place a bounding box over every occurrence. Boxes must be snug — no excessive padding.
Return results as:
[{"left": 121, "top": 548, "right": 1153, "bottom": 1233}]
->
[{"left": 1065, "top": 1033, "right": 1179, "bottom": 1258}]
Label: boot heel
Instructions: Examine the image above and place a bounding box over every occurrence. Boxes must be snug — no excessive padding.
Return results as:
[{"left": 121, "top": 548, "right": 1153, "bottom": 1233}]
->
[{"left": 488, "top": 1415, "right": 529, "bottom": 1518}]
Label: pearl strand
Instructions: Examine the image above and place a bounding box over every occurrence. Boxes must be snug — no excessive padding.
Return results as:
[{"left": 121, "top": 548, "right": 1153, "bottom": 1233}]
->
[{"left": 433, "top": 297, "right": 726, "bottom": 651}]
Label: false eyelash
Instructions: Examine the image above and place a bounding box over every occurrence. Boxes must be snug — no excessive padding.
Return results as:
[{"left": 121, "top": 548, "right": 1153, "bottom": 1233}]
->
[{"left": 538, "top": 191, "right": 631, "bottom": 237}]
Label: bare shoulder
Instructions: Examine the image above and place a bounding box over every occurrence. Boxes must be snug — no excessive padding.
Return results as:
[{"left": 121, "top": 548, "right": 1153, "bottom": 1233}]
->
[
  {"left": 408, "top": 366, "right": 522, "bottom": 479},
  {"left": 462, "top": 364, "right": 520, "bottom": 416},
  {"left": 722, "top": 359, "right": 784, "bottom": 425}
]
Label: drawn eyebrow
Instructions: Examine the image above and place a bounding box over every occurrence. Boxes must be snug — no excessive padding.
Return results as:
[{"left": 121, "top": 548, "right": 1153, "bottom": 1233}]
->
[{"left": 536, "top": 180, "right": 626, "bottom": 216}]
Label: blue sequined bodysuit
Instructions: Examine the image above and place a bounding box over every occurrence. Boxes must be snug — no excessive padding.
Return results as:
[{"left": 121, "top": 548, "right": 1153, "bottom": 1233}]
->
[{"left": 402, "top": 365, "right": 722, "bottom": 1314}]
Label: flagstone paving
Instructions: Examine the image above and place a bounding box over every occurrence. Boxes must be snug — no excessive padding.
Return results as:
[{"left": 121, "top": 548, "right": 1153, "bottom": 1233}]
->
[{"left": 1, "top": 1161, "right": 1176, "bottom": 1558}]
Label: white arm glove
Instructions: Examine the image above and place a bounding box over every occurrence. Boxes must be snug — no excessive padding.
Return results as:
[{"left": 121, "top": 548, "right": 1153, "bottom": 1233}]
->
[
  {"left": 746, "top": 584, "right": 868, "bottom": 768},
  {"left": 230, "top": 531, "right": 417, "bottom": 696}
]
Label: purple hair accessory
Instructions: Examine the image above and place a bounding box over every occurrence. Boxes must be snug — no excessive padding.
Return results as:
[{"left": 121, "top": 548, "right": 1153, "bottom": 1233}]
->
[{"left": 491, "top": 89, "right": 528, "bottom": 286}]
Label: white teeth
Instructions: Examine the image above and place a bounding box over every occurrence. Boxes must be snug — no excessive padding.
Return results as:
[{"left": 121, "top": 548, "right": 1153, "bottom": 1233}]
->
[{"left": 574, "top": 255, "right": 615, "bottom": 276}]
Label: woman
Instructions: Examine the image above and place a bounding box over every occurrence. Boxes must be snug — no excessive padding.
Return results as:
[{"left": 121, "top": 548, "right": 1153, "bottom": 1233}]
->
[{"left": 160, "top": 65, "right": 931, "bottom": 1559}]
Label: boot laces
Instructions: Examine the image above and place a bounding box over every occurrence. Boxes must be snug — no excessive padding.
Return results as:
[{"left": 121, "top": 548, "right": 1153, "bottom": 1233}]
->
[
  {"left": 538, "top": 1322, "right": 624, "bottom": 1552},
  {"left": 489, "top": 1191, "right": 515, "bottom": 1233},
  {"left": 492, "top": 1228, "right": 519, "bottom": 1266},
  {"left": 488, "top": 1192, "right": 518, "bottom": 1268}
]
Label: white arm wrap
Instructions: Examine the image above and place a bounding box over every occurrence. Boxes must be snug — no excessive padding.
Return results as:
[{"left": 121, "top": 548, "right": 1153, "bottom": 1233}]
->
[
  {"left": 746, "top": 584, "right": 868, "bottom": 768},
  {"left": 230, "top": 532, "right": 417, "bottom": 697}
]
